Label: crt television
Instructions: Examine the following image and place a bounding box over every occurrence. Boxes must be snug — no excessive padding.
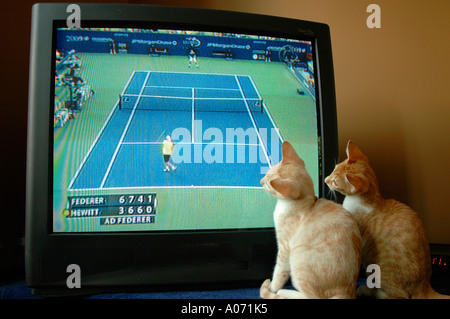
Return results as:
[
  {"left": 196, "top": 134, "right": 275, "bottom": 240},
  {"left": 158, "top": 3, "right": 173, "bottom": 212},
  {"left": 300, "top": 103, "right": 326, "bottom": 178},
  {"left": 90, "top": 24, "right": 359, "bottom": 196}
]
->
[{"left": 26, "top": 3, "right": 338, "bottom": 296}]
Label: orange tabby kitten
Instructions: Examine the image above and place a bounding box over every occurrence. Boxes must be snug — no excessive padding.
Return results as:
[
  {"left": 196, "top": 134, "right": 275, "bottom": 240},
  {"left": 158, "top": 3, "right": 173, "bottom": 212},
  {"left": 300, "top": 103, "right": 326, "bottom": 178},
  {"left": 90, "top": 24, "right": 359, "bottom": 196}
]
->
[
  {"left": 325, "top": 140, "right": 449, "bottom": 299},
  {"left": 259, "top": 141, "right": 361, "bottom": 299}
]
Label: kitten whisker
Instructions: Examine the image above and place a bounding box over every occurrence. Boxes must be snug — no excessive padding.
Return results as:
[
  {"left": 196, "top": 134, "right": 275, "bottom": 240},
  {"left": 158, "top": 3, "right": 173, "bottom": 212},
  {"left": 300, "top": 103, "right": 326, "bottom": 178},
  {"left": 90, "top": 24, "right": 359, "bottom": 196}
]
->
[{"left": 326, "top": 185, "right": 338, "bottom": 203}]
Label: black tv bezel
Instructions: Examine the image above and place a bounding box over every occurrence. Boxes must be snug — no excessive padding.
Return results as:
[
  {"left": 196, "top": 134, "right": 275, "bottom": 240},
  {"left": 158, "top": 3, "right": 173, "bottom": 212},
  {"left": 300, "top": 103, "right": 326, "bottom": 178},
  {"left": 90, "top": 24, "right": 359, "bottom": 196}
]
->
[{"left": 26, "top": 3, "right": 338, "bottom": 296}]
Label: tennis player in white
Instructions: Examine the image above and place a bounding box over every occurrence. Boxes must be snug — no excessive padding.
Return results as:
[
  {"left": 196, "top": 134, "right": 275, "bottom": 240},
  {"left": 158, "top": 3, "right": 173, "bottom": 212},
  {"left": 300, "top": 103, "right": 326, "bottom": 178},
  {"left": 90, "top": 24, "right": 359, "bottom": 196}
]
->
[{"left": 162, "top": 135, "right": 177, "bottom": 172}]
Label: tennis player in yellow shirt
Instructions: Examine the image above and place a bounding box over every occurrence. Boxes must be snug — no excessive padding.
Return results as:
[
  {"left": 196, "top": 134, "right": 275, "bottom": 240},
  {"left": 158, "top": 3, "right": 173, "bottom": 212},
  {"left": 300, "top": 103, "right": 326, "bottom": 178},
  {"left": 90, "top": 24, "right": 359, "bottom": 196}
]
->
[{"left": 162, "top": 135, "right": 177, "bottom": 172}]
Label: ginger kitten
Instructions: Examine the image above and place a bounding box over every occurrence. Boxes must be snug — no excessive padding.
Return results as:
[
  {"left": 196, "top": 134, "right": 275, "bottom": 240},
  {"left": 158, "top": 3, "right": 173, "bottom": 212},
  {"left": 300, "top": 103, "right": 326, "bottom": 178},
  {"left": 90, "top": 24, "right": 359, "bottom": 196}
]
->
[
  {"left": 260, "top": 141, "right": 361, "bottom": 299},
  {"left": 325, "top": 140, "right": 449, "bottom": 299}
]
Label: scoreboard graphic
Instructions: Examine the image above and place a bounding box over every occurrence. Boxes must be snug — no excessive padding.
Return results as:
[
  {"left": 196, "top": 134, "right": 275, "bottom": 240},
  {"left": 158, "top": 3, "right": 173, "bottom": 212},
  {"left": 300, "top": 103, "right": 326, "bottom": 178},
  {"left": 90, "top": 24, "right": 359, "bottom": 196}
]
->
[{"left": 63, "top": 193, "right": 157, "bottom": 226}]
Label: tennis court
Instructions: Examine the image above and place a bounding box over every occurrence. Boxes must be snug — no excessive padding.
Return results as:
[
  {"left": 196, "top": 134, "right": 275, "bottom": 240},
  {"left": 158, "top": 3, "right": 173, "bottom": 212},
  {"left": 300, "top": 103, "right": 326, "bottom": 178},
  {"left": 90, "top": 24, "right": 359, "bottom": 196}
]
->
[{"left": 68, "top": 70, "right": 283, "bottom": 191}]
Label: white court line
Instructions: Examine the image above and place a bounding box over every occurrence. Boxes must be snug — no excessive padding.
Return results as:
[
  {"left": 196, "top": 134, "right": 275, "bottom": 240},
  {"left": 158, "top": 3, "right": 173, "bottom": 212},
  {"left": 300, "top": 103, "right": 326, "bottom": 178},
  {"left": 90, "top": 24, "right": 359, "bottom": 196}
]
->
[
  {"left": 69, "top": 185, "right": 264, "bottom": 192},
  {"left": 234, "top": 75, "right": 271, "bottom": 167},
  {"left": 247, "top": 75, "right": 284, "bottom": 143},
  {"left": 121, "top": 141, "right": 261, "bottom": 146},
  {"left": 142, "top": 69, "right": 247, "bottom": 78},
  {"left": 68, "top": 71, "right": 137, "bottom": 191},
  {"left": 68, "top": 101, "right": 119, "bottom": 191},
  {"left": 99, "top": 71, "right": 151, "bottom": 189},
  {"left": 120, "top": 70, "right": 137, "bottom": 96},
  {"left": 192, "top": 88, "right": 195, "bottom": 143}
]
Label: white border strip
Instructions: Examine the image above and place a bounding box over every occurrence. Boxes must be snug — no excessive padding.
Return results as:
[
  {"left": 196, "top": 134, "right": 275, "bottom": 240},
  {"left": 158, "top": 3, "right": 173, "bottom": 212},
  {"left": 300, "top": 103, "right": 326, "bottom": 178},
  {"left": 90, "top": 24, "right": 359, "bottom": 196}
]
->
[
  {"left": 234, "top": 75, "right": 271, "bottom": 167},
  {"left": 247, "top": 75, "right": 284, "bottom": 143},
  {"left": 67, "top": 72, "right": 137, "bottom": 191},
  {"left": 120, "top": 70, "right": 137, "bottom": 96},
  {"left": 191, "top": 88, "right": 195, "bottom": 143},
  {"left": 99, "top": 71, "right": 151, "bottom": 189},
  {"left": 69, "top": 185, "right": 265, "bottom": 192}
]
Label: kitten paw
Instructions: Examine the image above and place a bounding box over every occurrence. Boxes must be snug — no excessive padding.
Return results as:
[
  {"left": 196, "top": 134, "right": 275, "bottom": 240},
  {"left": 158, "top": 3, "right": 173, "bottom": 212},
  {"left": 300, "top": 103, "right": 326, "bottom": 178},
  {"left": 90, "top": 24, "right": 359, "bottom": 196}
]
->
[
  {"left": 260, "top": 279, "right": 278, "bottom": 299},
  {"left": 260, "top": 279, "right": 272, "bottom": 298}
]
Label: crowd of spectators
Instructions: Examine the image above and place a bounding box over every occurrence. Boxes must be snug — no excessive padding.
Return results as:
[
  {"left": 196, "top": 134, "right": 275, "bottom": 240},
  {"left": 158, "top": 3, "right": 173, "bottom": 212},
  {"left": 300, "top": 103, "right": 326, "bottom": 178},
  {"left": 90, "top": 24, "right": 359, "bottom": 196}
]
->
[{"left": 54, "top": 50, "right": 94, "bottom": 127}]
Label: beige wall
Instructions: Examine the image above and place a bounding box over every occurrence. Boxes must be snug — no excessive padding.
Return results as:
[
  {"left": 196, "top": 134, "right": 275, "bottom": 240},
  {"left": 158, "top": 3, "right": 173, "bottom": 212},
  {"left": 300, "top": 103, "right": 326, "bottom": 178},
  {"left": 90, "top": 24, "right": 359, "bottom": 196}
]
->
[
  {"left": 151, "top": 0, "right": 450, "bottom": 243},
  {"left": 3, "top": 1, "right": 447, "bottom": 245}
]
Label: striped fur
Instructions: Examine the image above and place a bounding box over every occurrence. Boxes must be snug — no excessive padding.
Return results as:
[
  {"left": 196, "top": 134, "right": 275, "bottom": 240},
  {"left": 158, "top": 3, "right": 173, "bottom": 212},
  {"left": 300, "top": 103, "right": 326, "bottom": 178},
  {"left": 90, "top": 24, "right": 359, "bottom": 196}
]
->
[
  {"left": 260, "top": 141, "right": 362, "bottom": 299},
  {"left": 325, "top": 140, "right": 449, "bottom": 299}
]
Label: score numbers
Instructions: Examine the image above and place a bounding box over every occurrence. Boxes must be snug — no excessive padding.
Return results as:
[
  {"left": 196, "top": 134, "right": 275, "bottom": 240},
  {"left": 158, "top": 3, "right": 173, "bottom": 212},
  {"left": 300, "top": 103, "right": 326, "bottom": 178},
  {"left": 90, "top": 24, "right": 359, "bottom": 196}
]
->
[
  {"left": 118, "top": 194, "right": 154, "bottom": 205},
  {"left": 117, "top": 194, "right": 156, "bottom": 215},
  {"left": 118, "top": 205, "right": 155, "bottom": 215},
  {"left": 65, "top": 193, "right": 157, "bottom": 226}
]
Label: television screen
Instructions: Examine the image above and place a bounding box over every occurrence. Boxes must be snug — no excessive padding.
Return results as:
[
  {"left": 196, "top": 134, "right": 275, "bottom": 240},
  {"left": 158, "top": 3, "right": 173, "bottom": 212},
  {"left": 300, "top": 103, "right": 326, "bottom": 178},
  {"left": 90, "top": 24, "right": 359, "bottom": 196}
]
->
[
  {"left": 27, "top": 3, "right": 337, "bottom": 296},
  {"left": 53, "top": 25, "right": 320, "bottom": 233}
]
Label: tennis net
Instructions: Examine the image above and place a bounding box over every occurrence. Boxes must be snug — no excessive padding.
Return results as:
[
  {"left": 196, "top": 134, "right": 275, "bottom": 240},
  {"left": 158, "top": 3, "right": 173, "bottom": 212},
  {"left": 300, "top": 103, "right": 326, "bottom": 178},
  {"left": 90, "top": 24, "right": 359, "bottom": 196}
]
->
[{"left": 118, "top": 91, "right": 263, "bottom": 113}]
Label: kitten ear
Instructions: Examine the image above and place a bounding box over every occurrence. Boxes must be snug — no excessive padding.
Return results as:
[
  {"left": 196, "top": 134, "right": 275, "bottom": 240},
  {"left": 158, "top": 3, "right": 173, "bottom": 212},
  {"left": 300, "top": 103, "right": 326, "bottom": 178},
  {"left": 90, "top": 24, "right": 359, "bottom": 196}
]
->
[
  {"left": 345, "top": 173, "right": 369, "bottom": 194},
  {"left": 281, "top": 141, "right": 304, "bottom": 165},
  {"left": 346, "top": 140, "right": 368, "bottom": 163},
  {"left": 270, "top": 178, "right": 295, "bottom": 198}
]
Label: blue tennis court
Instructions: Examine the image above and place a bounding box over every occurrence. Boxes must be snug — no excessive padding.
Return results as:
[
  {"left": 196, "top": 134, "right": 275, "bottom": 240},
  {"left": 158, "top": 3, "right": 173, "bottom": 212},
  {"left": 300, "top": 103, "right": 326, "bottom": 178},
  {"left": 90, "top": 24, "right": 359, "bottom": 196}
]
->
[{"left": 68, "top": 71, "right": 283, "bottom": 191}]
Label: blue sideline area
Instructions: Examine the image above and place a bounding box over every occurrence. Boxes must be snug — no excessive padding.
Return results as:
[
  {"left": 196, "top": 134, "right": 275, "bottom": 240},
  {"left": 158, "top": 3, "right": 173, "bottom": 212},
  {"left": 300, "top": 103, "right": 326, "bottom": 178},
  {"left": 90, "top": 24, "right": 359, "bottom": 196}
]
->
[
  {"left": 0, "top": 281, "right": 260, "bottom": 299},
  {"left": 1, "top": 280, "right": 368, "bottom": 299}
]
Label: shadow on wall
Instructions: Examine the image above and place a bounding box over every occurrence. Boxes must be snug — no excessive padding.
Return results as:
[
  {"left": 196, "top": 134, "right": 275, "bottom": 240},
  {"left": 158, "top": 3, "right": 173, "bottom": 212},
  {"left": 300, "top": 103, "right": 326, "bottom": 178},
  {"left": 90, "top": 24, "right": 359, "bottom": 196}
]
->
[{"left": 339, "top": 99, "right": 425, "bottom": 220}]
